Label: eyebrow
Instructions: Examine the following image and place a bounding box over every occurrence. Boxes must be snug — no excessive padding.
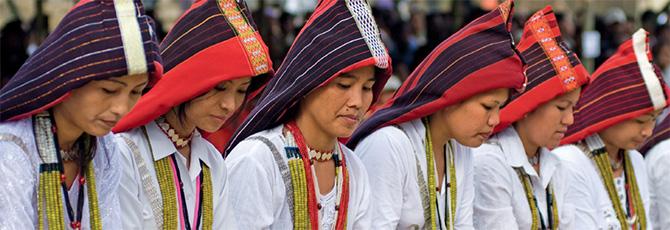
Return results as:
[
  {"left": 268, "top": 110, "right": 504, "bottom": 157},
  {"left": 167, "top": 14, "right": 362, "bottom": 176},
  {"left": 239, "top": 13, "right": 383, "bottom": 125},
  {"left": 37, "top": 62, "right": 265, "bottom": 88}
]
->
[
  {"left": 339, "top": 73, "right": 376, "bottom": 82},
  {"left": 102, "top": 79, "right": 128, "bottom": 87}
]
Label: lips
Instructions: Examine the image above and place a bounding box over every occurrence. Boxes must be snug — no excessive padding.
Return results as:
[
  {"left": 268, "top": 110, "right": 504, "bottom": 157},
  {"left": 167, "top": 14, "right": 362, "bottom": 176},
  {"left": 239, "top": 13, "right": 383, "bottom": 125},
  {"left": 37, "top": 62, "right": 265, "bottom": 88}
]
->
[
  {"left": 211, "top": 114, "right": 229, "bottom": 123},
  {"left": 477, "top": 131, "right": 492, "bottom": 140},
  {"left": 338, "top": 114, "right": 360, "bottom": 126},
  {"left": 99, "top": 119, "right": 118, "bottom": 129}
]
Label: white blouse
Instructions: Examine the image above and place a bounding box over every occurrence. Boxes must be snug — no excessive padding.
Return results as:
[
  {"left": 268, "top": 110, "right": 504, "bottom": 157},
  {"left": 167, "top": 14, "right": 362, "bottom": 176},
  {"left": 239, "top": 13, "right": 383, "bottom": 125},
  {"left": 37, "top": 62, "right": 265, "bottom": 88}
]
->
[
  {"left": 0, "top": 118, "right": 121, "bottom": 229},
  {"left": 354, "top": 119, "right": 475, "bottom": 229},
  {"left": 116, "top": 121, "right": 234, "bottom": 229},
  {"left": 472, "top": 127, "right": 574, "bottom": 230},
  {"left": 645, "top": 139, "right": 670, "bottom": 230},
  {"left": 223, "top": 124, "right": 373, "bottom": 229},
  {"left": 554, "top": 141, "right": 652, "bottom": 230}
]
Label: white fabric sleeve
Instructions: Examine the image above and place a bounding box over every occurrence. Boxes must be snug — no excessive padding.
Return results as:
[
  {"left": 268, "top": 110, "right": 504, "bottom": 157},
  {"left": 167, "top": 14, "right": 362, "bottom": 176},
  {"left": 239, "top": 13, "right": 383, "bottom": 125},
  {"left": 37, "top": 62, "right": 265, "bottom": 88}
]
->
[
  {"left": 473, "top": 151, "right": 519, "bottom": 230},
  {"left": 115, "top": 135, "right": 151, "bottom": 229},
  {"left": 355, "top": 128, "right": 412, "bottom": 229},
  {"left": 647, "top": 149, "right": 670, "bottom": 230},
  {"left": 0, "top": 142, "right": 37, "bottom": 230},
  {"left": 223, "top": 139, "right": 280, "bottom": 229},
  {"left": 456, "top": 150, "right": 475, "bottom": 230}
]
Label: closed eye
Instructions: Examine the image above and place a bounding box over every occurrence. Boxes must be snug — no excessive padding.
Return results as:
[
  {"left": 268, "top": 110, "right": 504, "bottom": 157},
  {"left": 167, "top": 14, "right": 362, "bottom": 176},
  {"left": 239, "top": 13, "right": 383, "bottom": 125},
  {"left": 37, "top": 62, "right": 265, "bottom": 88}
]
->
[
  {"left": 102, "top": 88, "right": 118, "bottom": 94},
  {"left": 337, "top": 83, "right": 352, "bottom": 89}
]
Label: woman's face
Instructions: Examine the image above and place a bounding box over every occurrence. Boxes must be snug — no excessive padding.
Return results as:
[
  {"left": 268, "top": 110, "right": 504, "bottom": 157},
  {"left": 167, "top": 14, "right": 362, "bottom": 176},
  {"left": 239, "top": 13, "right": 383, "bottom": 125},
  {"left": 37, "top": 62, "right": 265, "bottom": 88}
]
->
[
  {"left": 184, "top": 77, "right": 251, "bottom": 133},
  {"left": 516, "top": 88, "right": 581, "bottom": 149},
  {"left": 599, "top": 110, "right": 661, "bottom": 151},
  {"left": 53, "top": 73, "right": 149, "bottom": 136},
  {"left": 434, "top": 88, "right": 510, "bottom": 147},
  {"left": 298, "top": 66, "right": 376, "bottom": 139}
]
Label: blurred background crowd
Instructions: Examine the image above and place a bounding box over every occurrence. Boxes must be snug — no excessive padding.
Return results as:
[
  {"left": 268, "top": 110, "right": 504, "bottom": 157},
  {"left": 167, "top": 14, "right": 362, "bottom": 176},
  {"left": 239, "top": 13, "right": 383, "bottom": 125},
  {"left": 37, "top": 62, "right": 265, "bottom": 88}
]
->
[{"left": 1, "top": 0, "right": 669, "bottom": 106}]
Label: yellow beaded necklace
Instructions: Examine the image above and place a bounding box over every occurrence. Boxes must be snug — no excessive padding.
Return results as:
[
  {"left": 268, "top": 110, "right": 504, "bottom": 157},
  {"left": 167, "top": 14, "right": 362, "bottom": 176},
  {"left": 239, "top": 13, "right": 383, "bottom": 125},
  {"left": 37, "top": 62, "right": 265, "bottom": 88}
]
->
[
  {"left": 581, "top": 135, "right": 646, "bottom": 229},
  {"left": 423, "top": 119, "right": 457, "bottom": 229},
  {"left": 34, "top": 112, "right": 101, "bottom": 230},
  {"left": 513, "top": 167, "right": 559, "bottom": 229},
  {"left": 143, "top": 126, "right": 214, "bottom": 230}
]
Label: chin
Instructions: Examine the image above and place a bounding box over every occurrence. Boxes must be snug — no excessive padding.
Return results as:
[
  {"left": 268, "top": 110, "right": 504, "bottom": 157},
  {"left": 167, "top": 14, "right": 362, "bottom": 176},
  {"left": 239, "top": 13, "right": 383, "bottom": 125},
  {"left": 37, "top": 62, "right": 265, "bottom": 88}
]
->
[
  {"left": 85, "top": 127, "right": 112, "bottom": 136},
  {"left": 545, "top": 140, "right": 561, "bottom": 149},
  {"left": 201, "top": 124, "right": 223, "bottom": 133},
  {"left": 457, "top": 138, "right": 484, "bottom": 148},
  {"left": 332, "top": 128, "right": 355, "bottom": 138}
]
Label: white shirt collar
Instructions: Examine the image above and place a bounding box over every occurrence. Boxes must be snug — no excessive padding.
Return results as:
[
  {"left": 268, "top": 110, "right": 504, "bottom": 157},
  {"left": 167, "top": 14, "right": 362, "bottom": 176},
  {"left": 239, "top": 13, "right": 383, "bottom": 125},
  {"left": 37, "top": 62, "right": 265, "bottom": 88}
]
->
[{"left": 146, "top": 121, "right": 213, "bottom": 178}]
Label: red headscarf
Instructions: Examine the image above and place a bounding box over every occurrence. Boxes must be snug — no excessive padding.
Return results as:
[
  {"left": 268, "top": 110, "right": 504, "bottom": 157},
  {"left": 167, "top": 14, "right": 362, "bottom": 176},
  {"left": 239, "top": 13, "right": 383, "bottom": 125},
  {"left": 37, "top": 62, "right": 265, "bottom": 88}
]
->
[
  {"left": 113, "top": 0, "right": 273, "bottom": 134},
  {"left": 494, "top": 5, "right": 590, "bottom": 133},
  {"left": 560, "top": 29, "right": 670, "bottom": 145},
  {"left": 0, "top": 0, "right": 162, "bottom": 122},
  {"left": 347, "top": 0, "right": 526, "bottom": 148}
]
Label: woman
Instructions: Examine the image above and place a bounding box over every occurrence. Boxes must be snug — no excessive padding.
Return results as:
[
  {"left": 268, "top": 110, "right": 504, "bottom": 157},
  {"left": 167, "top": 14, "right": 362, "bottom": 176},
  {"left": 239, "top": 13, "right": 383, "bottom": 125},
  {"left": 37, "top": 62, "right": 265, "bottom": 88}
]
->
[
  {"left": 223, "top": 0, "right": 392, "bottom": 228},
  {"left": 346, "top": 1, "right": 526, "bottom": 229},
  {"left": 111, "top": 0, "right": 272, "bottom": 229},
  {"left": 0, "top": 0, "right": 162, "bottom": 229},
  {"left": 554, "top": 29, "right": 670, "bottom": 230},
  {"left": 640, "top": 114, "right": 670, "bottom": 229},
  {"left": 472, "top": 6, "right": 589, "bottom": 230}
]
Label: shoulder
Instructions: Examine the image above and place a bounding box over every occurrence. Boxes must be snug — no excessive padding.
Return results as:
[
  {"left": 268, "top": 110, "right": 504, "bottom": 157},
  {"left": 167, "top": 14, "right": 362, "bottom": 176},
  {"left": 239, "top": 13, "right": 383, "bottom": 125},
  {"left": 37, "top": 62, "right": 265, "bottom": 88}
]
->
[
  {"left": 225, "top": 126, "right": 285, "bottom": 171},
  {"left": 552, "top": 144, "right": 590, "bottom": 165},
  {"left": 358, "top": 126, "right": 412, "bottom": 147},
  {"left": 0, "top": 119, "right": 35, "bottom": 156},
  {"left": 341, "top": 145, "right": 367, "bottom": 177},
  {"left": 472, "top": 140, "right": 506, "bottom": 167},
  {"left": 646, "top": 140, "right": 670, "bottom": 165},
  {"left": 627, "top": 150, "right": 647, "bottom": 173},
  {"left": 96, "top": 133, "right": 123, "bottom": 165},
  {"left": 355, "top": 125, "right": 413, "bottom": 159},
  {"left": 646, "top": 139, "right": 670, "bottom": 159}
]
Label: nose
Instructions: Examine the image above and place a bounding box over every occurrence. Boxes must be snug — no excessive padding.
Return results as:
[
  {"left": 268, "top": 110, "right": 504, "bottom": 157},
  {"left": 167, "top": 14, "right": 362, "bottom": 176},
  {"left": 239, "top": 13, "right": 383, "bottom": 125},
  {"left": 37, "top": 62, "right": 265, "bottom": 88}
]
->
[
  {"left": 109, "top": 95, "right": 134, "bottom": 118},
  {"left": 346, "top": 87, "right": 364, "bottom": 109},
  {"left": 562, "top": 109, "right": 575, "bottom": 126},
  {"left": 488, "top": 110, "right": 501, "bottom": 127},
  {"left": 219, "top": 91, "right": 242, "bottom": 116},
  {"left": 641, "top": 121, "right": 655, "bottom": 138}
]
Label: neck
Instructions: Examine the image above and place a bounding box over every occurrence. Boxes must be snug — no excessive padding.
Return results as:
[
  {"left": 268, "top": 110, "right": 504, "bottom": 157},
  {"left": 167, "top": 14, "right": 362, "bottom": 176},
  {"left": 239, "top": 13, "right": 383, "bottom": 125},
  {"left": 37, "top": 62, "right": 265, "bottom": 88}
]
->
[
  {"left": 294, "top": 117, "right": 336, "bottom": 152},
  {"left": 515, "top": 125, "right": 540, "bottom": 160},
  {"left": 428, "top": 118, "right": 450, "bottom": 153},
  {"left": 52, "top": 109, "right": 84, "bottom": 151},
  {"left": 164, "top": 110, "right": 195, "bottom": 161},
  {"left": 605, "top": 143, "right": 622, "bottom": 162},
  {"left": 164, "top": 110, "right": 196, "bottom": 139}
]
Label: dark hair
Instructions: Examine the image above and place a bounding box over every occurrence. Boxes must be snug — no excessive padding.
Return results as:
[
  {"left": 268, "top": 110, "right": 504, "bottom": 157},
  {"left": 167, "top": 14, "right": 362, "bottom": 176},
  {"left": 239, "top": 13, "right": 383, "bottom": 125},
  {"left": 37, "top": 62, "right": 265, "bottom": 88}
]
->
[
  {"left": 49, "top": 109, "right": 97, "bottom": 168},
  {"left": 75, "top": 133, "right": 97, "bottom": 168}
]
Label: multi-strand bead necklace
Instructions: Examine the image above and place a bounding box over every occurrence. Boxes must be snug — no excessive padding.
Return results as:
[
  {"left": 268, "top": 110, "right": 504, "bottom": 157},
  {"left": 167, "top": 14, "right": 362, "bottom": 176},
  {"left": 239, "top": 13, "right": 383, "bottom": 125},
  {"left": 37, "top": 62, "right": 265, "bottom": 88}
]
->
[
  {"left": 34, "top": 111, "right": 101, "bottom": 230},
  {"left": 283, "top": 121, "right": 350, "bottom": 229}
]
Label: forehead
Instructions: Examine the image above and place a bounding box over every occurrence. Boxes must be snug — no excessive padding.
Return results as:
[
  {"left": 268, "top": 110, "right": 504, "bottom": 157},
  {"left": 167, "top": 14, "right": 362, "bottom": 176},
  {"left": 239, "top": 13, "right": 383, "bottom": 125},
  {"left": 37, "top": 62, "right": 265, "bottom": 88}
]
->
[
  {"left": 104, "top": 73, "right": 148, "bottom": 85},
  {"left": 336, "top": 66, "right": 376, "bottom": 81}
]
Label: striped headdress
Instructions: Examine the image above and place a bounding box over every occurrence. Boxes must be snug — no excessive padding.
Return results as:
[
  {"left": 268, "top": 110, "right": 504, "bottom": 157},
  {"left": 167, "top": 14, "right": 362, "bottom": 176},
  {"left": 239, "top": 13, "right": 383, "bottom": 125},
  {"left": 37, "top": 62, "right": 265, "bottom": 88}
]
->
[
  {"left": 113, "top": 0, "right": 273, "bottom": 134},
  {"left": 639, "top": 114, "right": 670, "bottom": 154},
  {"left": 494, "top": 5, "right": 590, "bottom": 133},
  {"left": 225, "top": 0, "right": 392, "bottom": 156},
  {"left": 560, "top": 29, "right": 670, "bottom": 145},
  {"left": 347, "top": 0, "right": 526, "bottom": 148},
  {"left": 0, "top": 0, "right": 162, "bottom": 122}
]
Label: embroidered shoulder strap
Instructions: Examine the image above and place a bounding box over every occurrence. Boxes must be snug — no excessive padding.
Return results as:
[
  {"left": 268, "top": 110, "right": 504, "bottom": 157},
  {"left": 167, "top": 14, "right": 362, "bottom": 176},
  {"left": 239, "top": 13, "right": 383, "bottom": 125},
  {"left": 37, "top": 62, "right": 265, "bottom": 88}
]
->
[
  {"left": 119, "top": 127, "right": 164, "bottom": 228},
  {"left": 394, "top": 125, "right": 432, "bottom": 227},
  {"left": 0, "top": 133, "right": 30, "bottom": 154},
  {"left": 0, "top": 133, "right": 39, "bottom": 169},
  {"left": 247, "top": 136, "right": 295, "bottom": 218}
]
